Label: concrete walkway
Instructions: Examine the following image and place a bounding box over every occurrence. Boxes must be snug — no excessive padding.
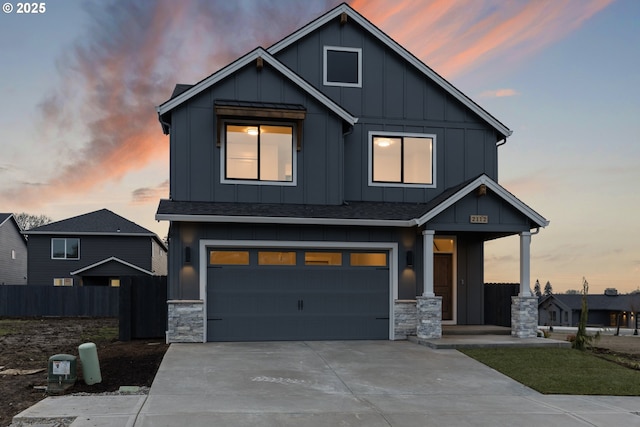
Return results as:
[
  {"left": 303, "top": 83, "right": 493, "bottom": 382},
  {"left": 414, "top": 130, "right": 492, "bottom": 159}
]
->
[{"left": 13, "top": 341, "right": 640, "bottom": 426}]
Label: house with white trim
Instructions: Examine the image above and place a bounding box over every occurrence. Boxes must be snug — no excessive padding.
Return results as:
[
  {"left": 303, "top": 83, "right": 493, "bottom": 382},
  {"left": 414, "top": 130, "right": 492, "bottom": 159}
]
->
[
  {"left": 25, "top": 209, "right": 167, "bottom": 287},
  {"left": 156, "top": 3, "right": 548, "bottom": 342}
]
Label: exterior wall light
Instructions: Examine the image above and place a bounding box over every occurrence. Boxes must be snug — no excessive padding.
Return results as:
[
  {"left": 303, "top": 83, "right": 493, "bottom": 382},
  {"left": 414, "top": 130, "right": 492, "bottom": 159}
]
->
[
  {"left": 406, "top": 250, "right": 414, "bottom": 268},
  {"left": 185, "top": 246, "right": 192, "bottom": 264}
]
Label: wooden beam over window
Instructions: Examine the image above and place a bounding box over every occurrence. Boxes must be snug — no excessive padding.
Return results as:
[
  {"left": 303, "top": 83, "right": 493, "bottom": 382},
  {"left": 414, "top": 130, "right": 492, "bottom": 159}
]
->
[{"left": 215, "top": 103, "right": 306, "bottom": 151}]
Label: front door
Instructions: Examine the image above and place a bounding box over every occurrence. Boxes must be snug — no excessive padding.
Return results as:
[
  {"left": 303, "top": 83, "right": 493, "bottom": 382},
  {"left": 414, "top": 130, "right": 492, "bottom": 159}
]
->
[{"left": 434, "top": 253, "right": 453, "bottom": 321}]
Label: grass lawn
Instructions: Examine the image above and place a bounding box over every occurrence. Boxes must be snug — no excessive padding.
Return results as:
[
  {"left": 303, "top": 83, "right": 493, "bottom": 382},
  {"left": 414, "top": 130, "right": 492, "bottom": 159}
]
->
[{"left": 460, "top": 347, "right": 640, "bottom": 395}]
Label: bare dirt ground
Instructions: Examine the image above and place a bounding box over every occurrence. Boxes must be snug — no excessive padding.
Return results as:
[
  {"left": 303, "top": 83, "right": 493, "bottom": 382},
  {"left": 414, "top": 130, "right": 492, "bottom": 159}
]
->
[{"left": 0, "top": 318, "right": 168, "bottom": 427}]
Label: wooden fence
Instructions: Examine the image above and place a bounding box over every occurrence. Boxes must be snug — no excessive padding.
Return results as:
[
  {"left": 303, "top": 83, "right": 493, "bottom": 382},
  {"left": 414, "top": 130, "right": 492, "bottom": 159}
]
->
[
  {"left": 484, "top": 283, "right": 520, "bottom": 327},
  {"left": 118, "top": 276, "right": 167, "bottom": 340},
  {"left": 1, "top": 277, "right": 167, "bottom": 340},
  {"left": 0, "top": 284, "right": 119, "bottom": 317}
]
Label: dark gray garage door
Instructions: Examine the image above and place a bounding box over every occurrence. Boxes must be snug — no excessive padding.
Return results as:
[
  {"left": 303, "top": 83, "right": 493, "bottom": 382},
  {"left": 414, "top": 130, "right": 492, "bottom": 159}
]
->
[{"left": 206, "top": 249, "right": 389, "bottom": 341}]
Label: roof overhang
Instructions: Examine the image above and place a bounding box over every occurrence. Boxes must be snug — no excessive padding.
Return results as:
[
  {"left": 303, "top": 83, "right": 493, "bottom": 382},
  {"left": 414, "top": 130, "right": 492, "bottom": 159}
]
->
[
  {"left": 156, "top": 175, "right": 548, "bottom": 230},
  {"left": 267, "top": 3, "right": 512, "bottom": 140},
  {"left": 157, "top": 48, "right": 358, "bottom": 134},
  {"left": 415, "top": 175, "right": 549, "bottom": 228},
  {"left": 70, "top": 256, "right": 154, "bottom": 276}
]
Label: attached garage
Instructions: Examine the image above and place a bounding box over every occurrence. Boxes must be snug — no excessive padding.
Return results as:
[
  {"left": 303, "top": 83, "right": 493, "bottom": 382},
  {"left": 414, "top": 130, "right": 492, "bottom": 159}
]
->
[{"left": 205, "top": 247, "right": 392, "bottom": 341}]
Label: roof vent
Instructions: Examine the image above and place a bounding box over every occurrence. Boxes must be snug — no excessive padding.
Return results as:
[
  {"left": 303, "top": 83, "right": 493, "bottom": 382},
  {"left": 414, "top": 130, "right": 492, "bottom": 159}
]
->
[{"left": 604, "top": 288, "right": 618, "bottom": 296}]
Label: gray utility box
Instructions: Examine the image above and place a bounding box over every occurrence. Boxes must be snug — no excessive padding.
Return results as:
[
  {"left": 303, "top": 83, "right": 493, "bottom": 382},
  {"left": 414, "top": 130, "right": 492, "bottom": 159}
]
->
[{"left": 48, "top": 354, "right": 77, "bottom": 392}]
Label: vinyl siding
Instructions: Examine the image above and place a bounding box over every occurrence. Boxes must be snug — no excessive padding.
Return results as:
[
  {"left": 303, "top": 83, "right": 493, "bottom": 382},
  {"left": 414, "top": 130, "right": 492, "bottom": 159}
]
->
[{"left": 0, "top": 220, "right": 27, "bottom": 284}]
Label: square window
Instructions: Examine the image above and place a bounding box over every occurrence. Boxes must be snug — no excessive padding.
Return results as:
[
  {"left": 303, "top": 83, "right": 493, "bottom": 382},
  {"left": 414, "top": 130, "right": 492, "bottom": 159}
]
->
[
  {"left": 223, "top": 123, "right": 295, "bottom": 185},
  {"left": 370, "top": 132, "right": 435, "bottom": 187},
  {"left": 324, "top": 46, "right": 362, "bottom": 87}
]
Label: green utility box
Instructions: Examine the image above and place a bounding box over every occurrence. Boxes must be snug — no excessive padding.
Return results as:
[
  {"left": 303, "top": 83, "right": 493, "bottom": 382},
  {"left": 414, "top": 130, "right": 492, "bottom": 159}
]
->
[
  {"left": 47, "top": 354, "right": 77, "bottom": 394},
  {"left": 78, "top": 342, "right": 102, "bottom": 385}
]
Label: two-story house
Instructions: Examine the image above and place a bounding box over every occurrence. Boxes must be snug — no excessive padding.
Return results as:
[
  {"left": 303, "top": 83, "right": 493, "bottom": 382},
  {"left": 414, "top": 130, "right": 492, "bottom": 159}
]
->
[
  {"left": 156, "top": 3, "right": 548, "bottom": 343},
  {"left": 25, "top": 209, "right": 167, "bottom": 287},
  {"left": 0, "top": 213, "right": 27, "bottom": 285}
]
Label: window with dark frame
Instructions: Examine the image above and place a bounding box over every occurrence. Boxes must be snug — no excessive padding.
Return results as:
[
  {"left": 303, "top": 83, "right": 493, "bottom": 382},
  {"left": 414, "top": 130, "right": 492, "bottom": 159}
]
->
[
  {"left": 371, "top": 134, "right": 433, "bottom": 185},
  {"left": 224, "top": 123, "right": 294, "bottom": 183},
  {"left": 51, "top": 238, "right": 79, "bottom": 260}
]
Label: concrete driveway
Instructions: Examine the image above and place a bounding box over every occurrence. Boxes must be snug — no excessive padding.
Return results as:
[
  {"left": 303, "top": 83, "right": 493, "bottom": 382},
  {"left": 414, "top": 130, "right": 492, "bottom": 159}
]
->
[{"left": 134, "top": 341, "right": 640, "bottom": 426}]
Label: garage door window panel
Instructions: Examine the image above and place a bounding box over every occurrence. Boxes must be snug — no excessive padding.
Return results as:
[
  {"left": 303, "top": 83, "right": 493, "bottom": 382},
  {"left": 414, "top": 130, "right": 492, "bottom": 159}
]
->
[
  {"left": 258, "top": 251, "right": 296, "bottom": 265},
  {"left": 210, "top": 250, "right": 250, "bottom": 265},
  {"left": 350, "top": 253, "right": 387, "bottom": 267},
  {"left": 304, "top": 252, "right": 342, "bottom": 266}
]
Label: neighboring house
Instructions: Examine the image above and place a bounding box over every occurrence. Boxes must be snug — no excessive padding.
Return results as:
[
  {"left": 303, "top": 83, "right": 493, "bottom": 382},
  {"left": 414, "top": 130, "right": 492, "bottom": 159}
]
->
[
  {"left": 155, "top": 3, "right": 548, "bottom": 343},
  {"left": 0, "top": 213, "right": 27, "bottom": 285},
  {"left": 539, "top": 290, "right": 640, "bottom": 329},
  {"left": 25, "top": 209, "right": 167, "bottom": 287}
]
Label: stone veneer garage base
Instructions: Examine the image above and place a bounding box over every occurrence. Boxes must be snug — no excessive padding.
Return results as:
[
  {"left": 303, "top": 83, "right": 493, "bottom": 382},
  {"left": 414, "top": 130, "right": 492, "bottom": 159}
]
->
[{"left": 167, "top": 300, "right": 204, "bottom": 343}]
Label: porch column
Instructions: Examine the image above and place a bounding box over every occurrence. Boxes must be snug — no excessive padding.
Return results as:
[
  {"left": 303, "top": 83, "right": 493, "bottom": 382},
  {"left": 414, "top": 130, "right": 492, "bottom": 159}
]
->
[
  {"left": 512, "top": 231, "right": 538, "bottom": 338},
  {"left": 519, "top": 231, "right": 531, "bottom": 296},
  {"left": 417, "top": 230, "right": 441, "bottom": 339},
  {"left": 422, "top": 230, "right": 435, "bottom": 297}
]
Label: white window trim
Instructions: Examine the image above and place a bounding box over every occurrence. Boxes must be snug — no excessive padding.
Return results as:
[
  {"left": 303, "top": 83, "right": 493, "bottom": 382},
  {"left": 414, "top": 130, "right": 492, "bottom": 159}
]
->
[
  {"left": 323, "top": 46, "right": 362, "bottom": 88},
  {"left": 220, "top": 120, "right": 298, "bottom": 187},
  {"left": 51, "top": 238, "right": 80, "bottom": 260},
  {"left": 368, "top": 131, "right": 437, "bottom": 188}
]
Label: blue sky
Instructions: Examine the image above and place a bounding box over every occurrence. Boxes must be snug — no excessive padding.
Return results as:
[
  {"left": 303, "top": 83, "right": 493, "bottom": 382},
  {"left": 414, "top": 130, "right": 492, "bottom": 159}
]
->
[{"left": 1, "top": 0, "right": 638, "bottom": 293}]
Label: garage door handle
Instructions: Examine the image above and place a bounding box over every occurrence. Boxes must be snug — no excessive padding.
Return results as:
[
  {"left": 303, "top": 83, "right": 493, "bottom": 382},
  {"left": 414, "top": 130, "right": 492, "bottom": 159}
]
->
[{"left": 297, "top": 299, "right": 304, "bottom": 311}]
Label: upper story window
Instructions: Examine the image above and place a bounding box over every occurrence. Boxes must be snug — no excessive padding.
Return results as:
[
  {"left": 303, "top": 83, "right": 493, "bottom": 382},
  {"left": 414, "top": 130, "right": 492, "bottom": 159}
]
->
[
  {"left": 223, "top": 123, "right": 294, "bottom": 184},
  {"left": 323, "top": 46, "right": 362, "bottom": 88},
  {"left": 215, "top": 100, "right": 305, "bottom": 187},
  {"left": 369, "top": 131, "right": 436, "bottom": 188},
  {"left": 51, "top": 238, "right": 80, "bottom": 260}
]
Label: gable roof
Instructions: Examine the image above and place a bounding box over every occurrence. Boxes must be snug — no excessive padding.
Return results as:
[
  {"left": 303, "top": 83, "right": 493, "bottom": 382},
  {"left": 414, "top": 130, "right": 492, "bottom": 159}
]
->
[
  {"left": 0, "top": 213, "right": 27, "bottom": 243},
  {"left": 25, "top": 209, "right": 167, "bottom": 250},
  {"left": 157, "top": 47, "right": 357, "bottom": 134},
  {"left": 540, "top": 294, "right": 640, "bottom": 312},
  {"left": 266, "top": 2, "right": 511, "bottom": 140},
  {"left": 70, "top": 256, "right": 154, "bottom": 276},
  {"left": 156, "top": 174, "right": 548, "bottom": 229}
]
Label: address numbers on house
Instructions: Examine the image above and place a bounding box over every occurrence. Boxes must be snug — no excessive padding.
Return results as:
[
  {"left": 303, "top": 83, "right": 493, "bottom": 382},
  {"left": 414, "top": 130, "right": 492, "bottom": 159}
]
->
[{"left": 470, "top": 215, "right": 489, "bottom": 224}]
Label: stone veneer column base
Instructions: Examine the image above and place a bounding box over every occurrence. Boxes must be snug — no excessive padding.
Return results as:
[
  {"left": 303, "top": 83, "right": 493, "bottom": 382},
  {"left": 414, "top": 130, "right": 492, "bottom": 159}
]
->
[
  {"left": 511, "top": 296, "right": 539, "bottom": 338},
  {"left": 167, "top": 300, "right": 205, "bottom": 343},
  {"left": 394, "top": 300, "right": 417, "bottom": 339},
  {"left": 416, "top": 296, "right": 442, "bottom": 339}
]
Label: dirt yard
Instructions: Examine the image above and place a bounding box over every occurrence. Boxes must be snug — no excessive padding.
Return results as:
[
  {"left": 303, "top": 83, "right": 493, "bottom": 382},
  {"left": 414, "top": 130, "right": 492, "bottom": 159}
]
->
[{"left": 0, "top": 318, "right": 168, "bottom": 427}]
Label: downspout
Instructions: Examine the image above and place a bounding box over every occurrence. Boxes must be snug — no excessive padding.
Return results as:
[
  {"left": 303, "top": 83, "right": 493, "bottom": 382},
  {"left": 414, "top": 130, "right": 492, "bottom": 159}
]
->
[{"left": 496, "top": 137, "right": 507, "bottom": 148}]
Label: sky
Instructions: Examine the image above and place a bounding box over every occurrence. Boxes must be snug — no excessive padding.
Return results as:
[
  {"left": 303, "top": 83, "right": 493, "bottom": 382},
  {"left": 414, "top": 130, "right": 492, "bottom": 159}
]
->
[{"left": 1, "top": 0, "right": 638, "bottom": 294}]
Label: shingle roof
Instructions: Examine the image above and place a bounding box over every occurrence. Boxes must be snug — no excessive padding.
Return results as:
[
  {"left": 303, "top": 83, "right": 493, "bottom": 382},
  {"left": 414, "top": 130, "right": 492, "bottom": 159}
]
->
[
  {"left": 157, "top": 199, "right": 433, "bottom": 222},
  {"left": 544, "top": 294, "right": 640, "bottom": 312},
  {"left": 25, "top": 209, "right": 165, "bottom": 251},
  {"left": 0, "top": 213, "right": 11, "bottom": 224}
]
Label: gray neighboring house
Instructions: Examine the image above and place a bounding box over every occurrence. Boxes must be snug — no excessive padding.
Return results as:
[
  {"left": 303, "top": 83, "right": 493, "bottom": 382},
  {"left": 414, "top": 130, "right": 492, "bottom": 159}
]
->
[
  {"left": 25, "top": 209, "right": 167, "bottom": 287},
  {"left": 539, "top": 290, "right": 640, "bottom": 329},
  {"left": 156, "top": 3, "right": 549, "bottom": 343},
  {"left": 0, "top": 213, "right": 27, "bottom": 285}
]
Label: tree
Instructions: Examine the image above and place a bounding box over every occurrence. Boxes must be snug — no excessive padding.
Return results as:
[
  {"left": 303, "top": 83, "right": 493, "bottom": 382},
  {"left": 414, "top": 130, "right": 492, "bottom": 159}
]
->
[
  {"left": 573, "top": 277, "right": 598, "bottom": 350},
  {"left": 533, "top": 280, "right": 542, "bottom": 298},
  {"left": 543, "top": 281, "right": 553, "bottom": 296},
  {"left": 565, "top": 289, "right": 580, "bottom": 295},
  {"left": 14, "top": 212, "right": 52, "bottom": 230}
]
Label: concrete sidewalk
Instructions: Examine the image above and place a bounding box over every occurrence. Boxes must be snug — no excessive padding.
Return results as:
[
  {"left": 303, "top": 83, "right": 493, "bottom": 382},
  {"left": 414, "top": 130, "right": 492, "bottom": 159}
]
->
[{"left": 13, "top": 341, "right": 640, "bottom": 426}]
